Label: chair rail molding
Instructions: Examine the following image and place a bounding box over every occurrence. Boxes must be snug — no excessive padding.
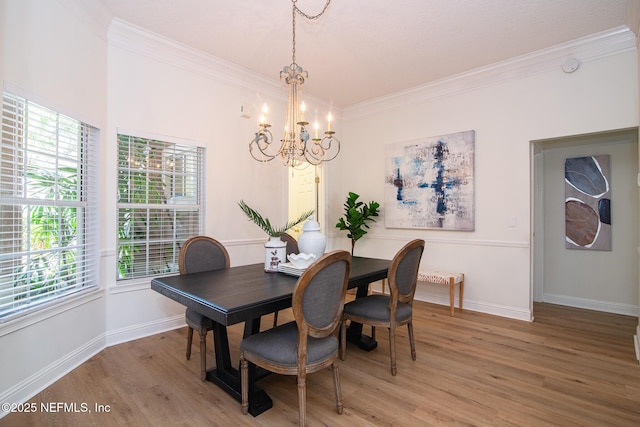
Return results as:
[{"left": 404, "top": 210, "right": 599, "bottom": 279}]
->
[{"left": 329, "top": 231, "right": 529, "bottom": 249}]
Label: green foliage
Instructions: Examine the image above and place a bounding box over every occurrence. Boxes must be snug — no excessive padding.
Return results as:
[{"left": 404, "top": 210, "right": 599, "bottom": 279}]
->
[
  {"left": 116, "top": 136, "right": 178, "bottom": 279},
  {"left": 27, "top": 166, "right": 78, "bottom": 249},
  {"left": 14, "top": 166, "right": 80, "bottom": 297},
  {"left": 239, "top": 200, "right": 313, "bottom": 237},
  {"left": 335, "top": 192, "right": 380, "bottom": 254}
]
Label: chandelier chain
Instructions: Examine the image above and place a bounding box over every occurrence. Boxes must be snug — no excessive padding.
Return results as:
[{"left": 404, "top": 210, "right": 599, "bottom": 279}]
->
[
  {"left": 291, "top": 3, "right": 296, "bottom": 64},
  {"left": 292, "top": 0, "right": 331, "bottom": 20},
  {"left": 249, "top": 0, "right": 339, "bottom": 168},
  {"left": 291, "top": 0, "right": 331, "bottom": 65}
]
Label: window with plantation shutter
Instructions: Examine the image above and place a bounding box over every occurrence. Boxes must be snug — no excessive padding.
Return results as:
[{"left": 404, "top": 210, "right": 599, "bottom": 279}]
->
[
  {"left": 117, "top": 133, "right": 204, "bottom": 281},
  {"left": 0, "top": 91, "right": 99, "bottom": 319}
]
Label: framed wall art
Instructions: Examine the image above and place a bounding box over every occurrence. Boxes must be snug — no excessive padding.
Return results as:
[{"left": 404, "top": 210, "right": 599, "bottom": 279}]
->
[
  {"left": 565, "top": 155, "right": 611, "bottom": 250},
  {"left": 384, "top": 130, "right": 475, "bottom": 230}
]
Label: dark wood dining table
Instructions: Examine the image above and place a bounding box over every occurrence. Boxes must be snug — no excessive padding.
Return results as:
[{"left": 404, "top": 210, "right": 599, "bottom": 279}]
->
[{"left": 151, "top": 255, "right": 390, "bottom": 416}]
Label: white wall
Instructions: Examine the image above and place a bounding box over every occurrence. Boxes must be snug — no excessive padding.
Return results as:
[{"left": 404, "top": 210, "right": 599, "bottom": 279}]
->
[
  {"left": 0, "top": 0, "right": 108, "bottom": 408},
  {"left": 104, "top": 19, "right": 289, "bottom": 340},
  {"left": 634, "top": 7, "right": 640, "bottom": 361},
  {"left": 0, "top": 0, "right": 299, "bottom": 411},
  {"left": 540, "top": 131, "right": 638, "bottom": 315},
  {"left": 334, "top": 43, "right": 638, "bottom": 321},
  {"left": 102, "top": 13, "right": 336, "bottom": 342}
]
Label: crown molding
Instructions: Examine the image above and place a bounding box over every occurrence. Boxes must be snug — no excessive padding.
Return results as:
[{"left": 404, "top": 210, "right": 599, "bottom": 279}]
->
[
  {"left": 69, "top": 0, "right": 632, "bottom": 123},
  {"left": 56, "top": 0, "right": 112, "bottom": 41},
  {"left": 106, "top": 18, "right": 337, "bottom": 113},
  {"left": 343, "top": 26, "right": 637, "bottom": 121},
  {"left": 59, "top": 0, "right": 287, "bottom": 102},
  {"left": 626, "top": 0, "right": 640, "bottom": 42},
  {"left": 107, "top": 18, "right": 286, "bottom": 102}
]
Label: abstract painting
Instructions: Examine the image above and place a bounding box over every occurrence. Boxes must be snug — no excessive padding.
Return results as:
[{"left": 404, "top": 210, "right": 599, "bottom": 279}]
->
[
  {"left": 565, "top": 155, "right": 611, "bottom": 250},
  {"left": 384, "top": 130, "right": 475, "bottom": 230}
]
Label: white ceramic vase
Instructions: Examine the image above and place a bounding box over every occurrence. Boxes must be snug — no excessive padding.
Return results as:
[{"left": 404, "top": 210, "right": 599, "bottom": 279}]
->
[
  {"left": 297, "top": 216, "right": 327, "bottom": 260},
  {"left": 264, "top": 235, "right": 287, "bottom": 272}
]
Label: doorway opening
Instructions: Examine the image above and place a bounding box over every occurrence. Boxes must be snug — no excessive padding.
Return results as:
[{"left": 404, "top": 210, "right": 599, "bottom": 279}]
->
[
  {"left": 531, "top": 128, "right": 638, "bottom": 317},
  {"left": 288, "top": 165, "right": 322, "bottom": 239}
]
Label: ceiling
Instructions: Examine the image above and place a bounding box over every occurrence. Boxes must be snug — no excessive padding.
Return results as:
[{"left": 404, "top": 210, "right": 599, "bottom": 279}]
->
[{"left": 98, "top": 0, "right": 633, "bottom": 108}]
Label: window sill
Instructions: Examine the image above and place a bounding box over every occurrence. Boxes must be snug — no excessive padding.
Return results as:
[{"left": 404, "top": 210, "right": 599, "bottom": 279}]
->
[
  {"left": 0, "top": 287, "right": 103, "bottom": 337},
  {"left": 110, "top": 274, "right": 178, "bottom": 294}
]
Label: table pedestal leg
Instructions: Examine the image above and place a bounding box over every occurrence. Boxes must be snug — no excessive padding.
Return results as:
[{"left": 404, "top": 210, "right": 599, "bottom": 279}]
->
[
  {"left": 206, "top": 319, "right": 273, "bottom": 417},
  {"left": 345, "top": 285, "right": 378, "bottom": 351}
]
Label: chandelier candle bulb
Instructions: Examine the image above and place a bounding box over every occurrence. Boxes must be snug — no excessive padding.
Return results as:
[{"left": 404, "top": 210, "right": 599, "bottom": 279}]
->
[
  {"left": 327, "top": 113, "right": 332, "bottom": 132},
  {"left": 314, "top": 121, "right": 319, "bottom": 139}
]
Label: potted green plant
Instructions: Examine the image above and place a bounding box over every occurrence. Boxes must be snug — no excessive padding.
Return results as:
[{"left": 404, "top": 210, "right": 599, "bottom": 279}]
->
[
  {"left": 239, "top": 200, "right": 313, "bottom": 271},
  {"left": 335, "top": 192, "right": 380, "bottom": 255}
]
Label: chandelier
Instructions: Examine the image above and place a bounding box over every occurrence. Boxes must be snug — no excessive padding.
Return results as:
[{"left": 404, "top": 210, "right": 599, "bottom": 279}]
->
[{"left": 249, "top": 0, "right": 340, "bottom": 168}]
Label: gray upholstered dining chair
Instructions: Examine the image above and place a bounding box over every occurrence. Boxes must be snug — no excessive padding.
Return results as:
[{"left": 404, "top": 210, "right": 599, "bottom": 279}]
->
[
  {"left": 239, "top": 250, "right": 351, "bottom": 426},
  {"left": 340, "top": 239, "right": 425, "bottom": 376},
  {"left": 280, "top": 232, "right": 299, "bottom": 256},
  {"left": 178, "top": 235, "right": 230, "bottom": 381},
  {"left": 272, "top": 232, "right": 299, "bottom": 327}
]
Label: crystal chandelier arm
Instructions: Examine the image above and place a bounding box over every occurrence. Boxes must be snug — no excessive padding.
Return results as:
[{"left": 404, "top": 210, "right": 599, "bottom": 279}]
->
[
  {"left": 304, "top": 133, "right": 340, "bottom": 165},
  {"left": 249, "top": 126, "right": 281, "bottom": 162}
]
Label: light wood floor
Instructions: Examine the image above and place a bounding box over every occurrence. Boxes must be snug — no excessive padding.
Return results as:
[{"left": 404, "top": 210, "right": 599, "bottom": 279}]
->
[{"left": 2, "top": 302, "right": 640, "bottom": 426}]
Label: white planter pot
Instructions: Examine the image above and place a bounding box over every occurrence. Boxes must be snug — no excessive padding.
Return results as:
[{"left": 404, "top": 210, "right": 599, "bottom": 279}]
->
[{"left": 265, "top": 236, "right": 287, "bottom": 272}]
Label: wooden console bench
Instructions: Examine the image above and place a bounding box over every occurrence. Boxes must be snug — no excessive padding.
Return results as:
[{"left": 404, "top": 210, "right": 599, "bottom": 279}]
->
[{"left": 417, "top": 270, "right": 464, "bottom": 316}]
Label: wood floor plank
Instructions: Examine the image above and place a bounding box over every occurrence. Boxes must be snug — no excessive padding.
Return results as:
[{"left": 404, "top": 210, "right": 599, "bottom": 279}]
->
[{"left": 2, "top": 302, "right": 639, "bottom": 426}]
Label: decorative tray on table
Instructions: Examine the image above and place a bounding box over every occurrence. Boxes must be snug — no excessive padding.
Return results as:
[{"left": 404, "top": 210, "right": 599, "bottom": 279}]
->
[
  {"left": 278, "top": 263, "right": 306, "bottom": 277},
  {"left": 278, "top": 253, "right": 316, "bottom": 276}
]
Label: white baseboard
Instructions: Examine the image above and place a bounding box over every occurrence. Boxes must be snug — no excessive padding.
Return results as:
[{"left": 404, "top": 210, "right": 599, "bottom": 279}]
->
[
  {"left": 413, "top": 291, "right": 532, "bottom": 321},
  {"left": 543, "top": 293, "right": 639, "bottom": 317},
  {"left": 106, "top": 314, "right": 185, "bottom": 347},
  {"left": 0, "top": 334, "right": 105, "bottom": 419},
  {"left": 635, "top": 324, "right": 640, "bottom": 364},
  {"left": 378, "top": 281, "right": 534, "bottom": 321},
  {"left": 0, "top": 315, "right": 185, "bottom": 419}
]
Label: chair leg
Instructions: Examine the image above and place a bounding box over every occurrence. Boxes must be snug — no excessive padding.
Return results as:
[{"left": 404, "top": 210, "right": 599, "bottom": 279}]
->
[
  {"left": 408, "top": 322, "right": 416, "bottom": 361},
  {"left": 240, "top": 353, "right": 249, "bottom": 415},
  {"left": 331, "top": 362, "right": 344, "bottom": 414},
  {"left": 339, "top": 320, "right": 347, "bottom": 361},
  {"left": 273, "top": 310, "right": 279, "bottom": 328},
  {"left": 199, "top": 330, "right": 207, "bottom": 381},
  {"left": 389, "top": 327, "right": 397, "bottom": 376},
  {"left": 297, "top": 375, "right": 307, "bottom": 427},
  {"left": 371, "top": 326, "right": 376, "bottom": 340},
  {"left": 186, "top": 327, "right": 194, "bottom": 360}
]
